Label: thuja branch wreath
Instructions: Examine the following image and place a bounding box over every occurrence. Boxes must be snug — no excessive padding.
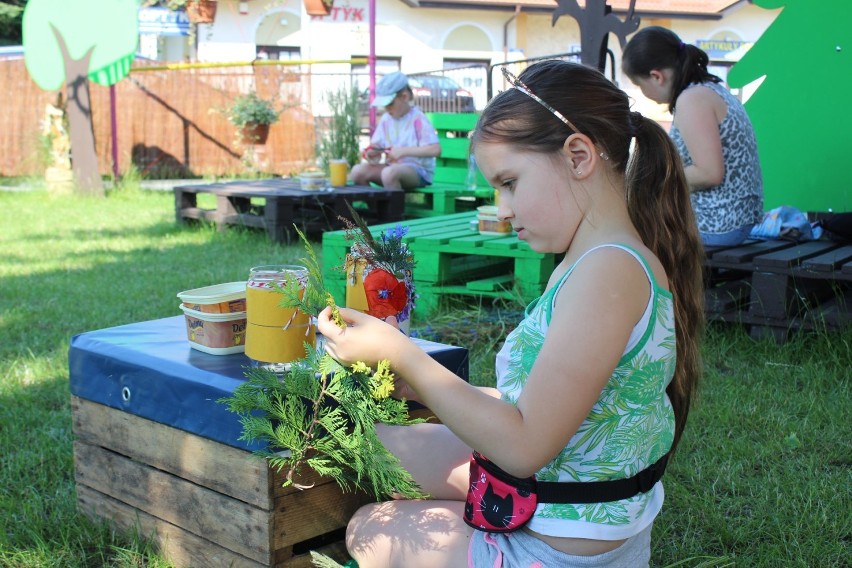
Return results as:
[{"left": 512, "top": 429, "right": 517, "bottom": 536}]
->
[{"left": 220, "top": 225, "right": 427, "bottom": 500}]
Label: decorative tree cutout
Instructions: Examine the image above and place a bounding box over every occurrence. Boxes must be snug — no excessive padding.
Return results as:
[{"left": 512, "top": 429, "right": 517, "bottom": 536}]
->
[
  {"left": 727, "top": 0, "right": 851, "bottom": 212},
  {"left": 23, "top": 0, "right": 138, "bottom": 196},
  {"left": 552, "top": 0, "right": 640, "bottom": 72}
]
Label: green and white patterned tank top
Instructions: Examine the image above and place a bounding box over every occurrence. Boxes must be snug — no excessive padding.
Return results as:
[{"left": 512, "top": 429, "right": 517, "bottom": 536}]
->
[{"left": 494, "top": 244, "right": 676, "bottom": 540}]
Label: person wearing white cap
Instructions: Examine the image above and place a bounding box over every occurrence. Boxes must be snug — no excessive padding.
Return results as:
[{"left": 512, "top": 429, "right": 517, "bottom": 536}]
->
[{"left": 351, "top": 71, "right": 441, "bottom": 190}]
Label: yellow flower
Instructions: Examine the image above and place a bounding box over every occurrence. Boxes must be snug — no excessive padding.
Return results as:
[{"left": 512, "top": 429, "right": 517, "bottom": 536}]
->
[
  {"left": 327, "top": 293, "right": 346, "bottom": 328},
  {"left": 369, "top": 360, "right": 395, "bottom": 400}
]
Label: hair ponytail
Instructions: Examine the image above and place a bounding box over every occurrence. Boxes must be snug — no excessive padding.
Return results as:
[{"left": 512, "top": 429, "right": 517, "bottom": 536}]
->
[
  {"left": 622, "top": 26, "right": 722, "bottom": 113},
  {"left": 626, "top": 112, "right": 704, "bottom": 451}
]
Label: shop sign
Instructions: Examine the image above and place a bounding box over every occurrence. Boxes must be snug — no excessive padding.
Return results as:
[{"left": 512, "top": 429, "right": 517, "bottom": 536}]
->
[
  {"left": 310, "top": 6, "right": 366, "bottom": 22},
  {"left": 138, "top": 6, "right": 190, "bottom": 36},
  {"left": 696, "top": 39, "right": 752, "bottom": 59}
]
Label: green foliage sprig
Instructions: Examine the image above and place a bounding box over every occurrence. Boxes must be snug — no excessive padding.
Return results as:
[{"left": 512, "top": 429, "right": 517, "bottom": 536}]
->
[
  {"left": 317, "top": 85, "right": 361, "bottom": 171},
  {"left": 220, "top": 226, "right": 426, "bottom": 499}
]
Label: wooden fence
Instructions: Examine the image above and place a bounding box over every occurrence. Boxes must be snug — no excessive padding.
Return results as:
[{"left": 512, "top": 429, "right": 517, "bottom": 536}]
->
[{"left": 0, "top": 60, "right": 329, "bottom": 178}]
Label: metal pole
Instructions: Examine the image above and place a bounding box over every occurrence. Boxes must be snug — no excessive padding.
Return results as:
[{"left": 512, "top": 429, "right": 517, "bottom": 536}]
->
[
  {"left": 109, "top": 84, "right": 119, "bottom": 181},
  {"left": 369, "top": 0, "right": 376, "bottom": 131}
]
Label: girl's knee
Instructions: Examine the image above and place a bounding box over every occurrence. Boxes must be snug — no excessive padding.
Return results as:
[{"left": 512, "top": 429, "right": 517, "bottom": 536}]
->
[
  {"left": 379, "top": 167, "right": 398, "bottom": 187},
  {"left": 345, "top": 502, "right": 388, "bottom": 566},
  {"left": 350, "top": 164, "right": 369, "bottom": 185}
]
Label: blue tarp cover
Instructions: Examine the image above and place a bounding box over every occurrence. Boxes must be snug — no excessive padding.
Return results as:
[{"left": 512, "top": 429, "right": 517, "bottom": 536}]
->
[{"left": 69, "top": 316, "right": 468, "bottom": 451}]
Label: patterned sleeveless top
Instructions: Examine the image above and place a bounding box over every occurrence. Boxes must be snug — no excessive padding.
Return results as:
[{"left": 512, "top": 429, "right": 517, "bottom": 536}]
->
[
  {"left": 670, "top": 81, "right": 764, "bottom": 234},
  {"left": 494, "top": 245, "right": 676, "bottom": 539}
]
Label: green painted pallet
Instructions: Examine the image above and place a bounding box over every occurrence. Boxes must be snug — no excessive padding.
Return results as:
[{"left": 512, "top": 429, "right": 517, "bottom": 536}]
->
[
  {"left": 322, "top": 212, "right": 555, "bottom": 318},
  {"left": 404, "top": 113, "right": 494, "bottom": 218}
]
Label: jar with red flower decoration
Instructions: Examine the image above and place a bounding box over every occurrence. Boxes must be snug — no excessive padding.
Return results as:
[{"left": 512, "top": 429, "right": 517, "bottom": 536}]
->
[{"left": 344, "top": 229, "right": 415, "bottom": 334}]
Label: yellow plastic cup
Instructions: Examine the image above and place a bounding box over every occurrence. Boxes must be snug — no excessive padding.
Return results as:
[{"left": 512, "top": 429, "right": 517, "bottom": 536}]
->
[
  {"left": 245, "top": 265, "right": 316, "bottom": 364},
  {"left": 329, "top": 159, "right": 349, "bottom": 187}
]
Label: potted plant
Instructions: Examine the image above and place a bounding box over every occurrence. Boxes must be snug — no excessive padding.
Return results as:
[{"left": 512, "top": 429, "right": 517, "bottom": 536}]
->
[
  {"left": 304, "top": 0, "right": 333, "bottom": 16},
  {"left": 185, "top": 0, "right": 218, "bottom": 24},
  {"left": 226, "top": 91, "right": 281, "bottom": 145},
  {"left": 145, "top": 0, "right": 219, "bottom": 24}
]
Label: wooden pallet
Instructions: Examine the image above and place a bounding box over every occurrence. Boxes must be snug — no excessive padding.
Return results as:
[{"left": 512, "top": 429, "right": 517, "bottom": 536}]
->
[
  {"left": 704, "top": 239, "right": 852, "bottom": 341},
  {"left": 174, "top": 178, "right": 404, "bottom": 243},
  {"left": 322, "top": 211, "right": 555, "bottom": 317},
  {"left": 404, "top": 113, "right": 495, "bottom": 218}
]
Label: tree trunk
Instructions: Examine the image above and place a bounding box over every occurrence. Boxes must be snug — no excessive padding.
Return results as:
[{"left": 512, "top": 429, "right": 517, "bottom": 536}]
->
[{"left": 51, "top": 25, "right": 104, "bottom": 196}]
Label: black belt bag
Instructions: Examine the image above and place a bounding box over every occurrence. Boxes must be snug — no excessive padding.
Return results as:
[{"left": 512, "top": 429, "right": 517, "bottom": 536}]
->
[{"left": 463, "top": 451, "right": 670, "bottom": 533}]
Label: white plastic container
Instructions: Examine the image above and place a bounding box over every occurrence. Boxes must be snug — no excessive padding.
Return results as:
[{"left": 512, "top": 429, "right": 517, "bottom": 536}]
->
[
  {"left": 299, "top": 171, "right": 327, "bottom": 191},
  {"left": 179, "top": 305, "right": 247, "bottom": 355},
  {"left": 477, "top": 205, "right": 512, "bottom": 235},
  {"left": 177, "top": 281, "right": 247, "bottom": 314}
]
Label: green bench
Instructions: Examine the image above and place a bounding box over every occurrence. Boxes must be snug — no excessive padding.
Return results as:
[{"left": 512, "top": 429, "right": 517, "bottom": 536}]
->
[
  {"left": 404, "top": 113, "right": 496, "bottom": 218},
  {"left": 322, "top": 211, "right": 556, "bottom": 318}
]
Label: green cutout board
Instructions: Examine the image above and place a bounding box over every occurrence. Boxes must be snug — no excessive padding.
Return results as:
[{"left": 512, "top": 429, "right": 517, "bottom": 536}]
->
[{"left": 727, "top": 0, "right": 851, "bottom": 213}]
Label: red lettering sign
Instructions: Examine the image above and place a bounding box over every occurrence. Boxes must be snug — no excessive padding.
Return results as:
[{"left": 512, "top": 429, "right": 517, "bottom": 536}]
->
[{"left": 310, "top": 7, "right": 365, "bottom": 22}]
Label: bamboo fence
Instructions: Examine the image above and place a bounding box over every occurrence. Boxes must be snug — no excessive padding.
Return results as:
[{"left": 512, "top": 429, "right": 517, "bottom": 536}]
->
[{"left": 0, "top": 59, "right": 338, "bottom": 179}]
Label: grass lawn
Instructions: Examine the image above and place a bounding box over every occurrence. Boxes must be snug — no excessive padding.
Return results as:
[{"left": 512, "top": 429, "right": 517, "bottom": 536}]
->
[{"left": 0, "top": 187, "right": 849, "bottom": 567}]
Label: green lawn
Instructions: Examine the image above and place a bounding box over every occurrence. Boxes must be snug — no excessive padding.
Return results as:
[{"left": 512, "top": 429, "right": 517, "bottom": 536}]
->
[{"left": 0, "top": 187, "right": 848, "bottom": 567}]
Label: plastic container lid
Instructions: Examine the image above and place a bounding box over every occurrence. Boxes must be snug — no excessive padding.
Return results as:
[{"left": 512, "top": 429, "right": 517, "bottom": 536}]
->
[{"left": 177, "top": 282, "right": 246, "bottom": 305}]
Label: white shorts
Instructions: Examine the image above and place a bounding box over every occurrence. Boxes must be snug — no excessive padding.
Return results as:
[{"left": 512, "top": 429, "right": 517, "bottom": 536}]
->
[{"left": 467, "top": 523, "right": 652, "bottom": 568}]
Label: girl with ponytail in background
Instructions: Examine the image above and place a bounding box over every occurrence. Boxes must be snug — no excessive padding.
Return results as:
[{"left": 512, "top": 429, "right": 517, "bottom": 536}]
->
[{"left": 623, "top": 26, "right": 764, "bottom": 246}]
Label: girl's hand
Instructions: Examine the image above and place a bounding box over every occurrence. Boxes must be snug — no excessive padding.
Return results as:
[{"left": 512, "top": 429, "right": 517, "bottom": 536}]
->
[
  {"left": 362, "top": 146, "right": 386, "bottom": 164},
  {"left": 317, "top": 306, "right": 408, "bottom": 368},
  {"left": 385, "top": 147, "right": 404, "bottom": 163}
]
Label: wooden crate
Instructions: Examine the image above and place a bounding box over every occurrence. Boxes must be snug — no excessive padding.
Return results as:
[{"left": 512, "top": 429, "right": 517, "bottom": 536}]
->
[
  {"left": 72, "top": 397, "right": 368, "bottom": 568},
  {"left": 69, "top": 316, "right": 468, "bottom": 567}
]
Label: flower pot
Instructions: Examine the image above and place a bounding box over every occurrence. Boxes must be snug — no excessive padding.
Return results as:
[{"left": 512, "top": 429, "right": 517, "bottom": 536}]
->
[
  {"left": 239, "top": 122, "right": 270, "bottom": 145},
  {"left": 186, "top": 0, "right": 218, "bottom": 24},
  {"left": 304, "top": 0, "right": 333, "bottom": 16}
]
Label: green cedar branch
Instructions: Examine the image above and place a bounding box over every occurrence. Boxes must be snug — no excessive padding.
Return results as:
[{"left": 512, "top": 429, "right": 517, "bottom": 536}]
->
[{"left": 220, "top": 224, "right": 427, "bottom": 500}]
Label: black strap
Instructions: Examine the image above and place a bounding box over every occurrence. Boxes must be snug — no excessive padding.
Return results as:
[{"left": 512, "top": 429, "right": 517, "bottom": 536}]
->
[{"left": 536, "top": 452, "right": 670, "bottom": 504}]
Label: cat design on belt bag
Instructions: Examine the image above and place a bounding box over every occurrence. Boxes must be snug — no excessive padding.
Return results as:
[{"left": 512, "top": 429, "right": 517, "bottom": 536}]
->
[{"left": 463, "top": 450, "right": 670, "bottom": 533}]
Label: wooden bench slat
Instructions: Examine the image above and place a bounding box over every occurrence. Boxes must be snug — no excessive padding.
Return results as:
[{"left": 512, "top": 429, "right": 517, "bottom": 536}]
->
[
  {"left": 709, "top": 239, "right": 795, "bottom": 265},
  {"left": 466, "top": 274, "right": 515, "bottom": 292},
  {"left": 752, "top": 241, "right": 840, "bottom": 271},
  {"left": 802, "top": 244, "right": 852, "bottom": 272}
]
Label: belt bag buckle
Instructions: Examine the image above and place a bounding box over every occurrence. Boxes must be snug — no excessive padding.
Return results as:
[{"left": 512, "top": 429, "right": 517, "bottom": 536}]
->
[{"left": 463, "top": 452, "right": 538, "bottom": 533}]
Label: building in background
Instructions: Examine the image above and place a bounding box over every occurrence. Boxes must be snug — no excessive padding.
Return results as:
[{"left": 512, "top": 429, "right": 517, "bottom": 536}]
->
[{"left": 136, "top": 0, "right": 778, "bottom": 120}]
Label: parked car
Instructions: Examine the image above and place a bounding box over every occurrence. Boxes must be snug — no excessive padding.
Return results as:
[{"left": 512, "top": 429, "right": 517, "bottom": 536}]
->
[{"left": 359, "top": 74, "right": 476, "bottom": 131}]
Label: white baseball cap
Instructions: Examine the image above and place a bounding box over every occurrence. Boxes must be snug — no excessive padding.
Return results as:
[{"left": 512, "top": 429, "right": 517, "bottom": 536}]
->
[{"left": 371, "top": 71, "right": 409, "bottom": 107}]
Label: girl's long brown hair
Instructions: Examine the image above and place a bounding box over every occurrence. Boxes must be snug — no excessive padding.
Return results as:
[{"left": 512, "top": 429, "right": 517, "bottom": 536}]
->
[{"left": 472, "top": 60, "right": 704, "bottom": 451}]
